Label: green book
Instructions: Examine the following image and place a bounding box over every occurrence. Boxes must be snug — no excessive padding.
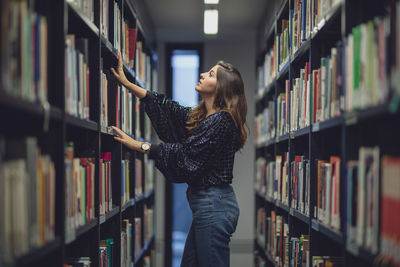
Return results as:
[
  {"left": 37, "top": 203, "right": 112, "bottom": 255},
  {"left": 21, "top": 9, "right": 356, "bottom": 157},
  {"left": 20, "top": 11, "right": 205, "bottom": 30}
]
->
[{"left": 352, "top": 25, "right": 361, "bottom": 104}]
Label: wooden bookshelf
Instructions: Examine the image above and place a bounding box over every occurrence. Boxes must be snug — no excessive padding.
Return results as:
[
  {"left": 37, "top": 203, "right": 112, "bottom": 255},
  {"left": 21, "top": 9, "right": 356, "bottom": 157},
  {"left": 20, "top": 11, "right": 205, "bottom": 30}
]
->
[
  {"left": 254, "top": 0, "right": 400, "bottom": 266},
  {"left": 0, "top": 0, "right": 156, "bottom": 266}
]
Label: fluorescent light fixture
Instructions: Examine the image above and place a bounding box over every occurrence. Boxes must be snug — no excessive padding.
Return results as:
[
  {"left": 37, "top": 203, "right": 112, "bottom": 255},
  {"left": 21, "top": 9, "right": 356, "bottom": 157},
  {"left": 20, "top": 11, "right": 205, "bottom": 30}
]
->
[
  {"left": 204, "top": 0, "right": 219, "bottom": 4},
  {"left": 204, "top": 9, "right": 218, "bottom": 35}
]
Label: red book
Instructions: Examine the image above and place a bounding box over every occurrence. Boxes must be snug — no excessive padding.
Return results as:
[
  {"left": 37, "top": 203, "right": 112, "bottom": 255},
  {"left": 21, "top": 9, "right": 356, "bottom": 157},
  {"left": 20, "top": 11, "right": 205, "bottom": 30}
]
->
[
  {"left": 99, "top": 158, "right": 103, "bottom": 214},
  {"left": 105, "top": 161, "right": 109, "bottom": 212},
  {"left": 86, "top": 163, "right": 90, "bottom": 221},
  {"left": 128, "top": 28, "right": 137, "bottom": 68}
]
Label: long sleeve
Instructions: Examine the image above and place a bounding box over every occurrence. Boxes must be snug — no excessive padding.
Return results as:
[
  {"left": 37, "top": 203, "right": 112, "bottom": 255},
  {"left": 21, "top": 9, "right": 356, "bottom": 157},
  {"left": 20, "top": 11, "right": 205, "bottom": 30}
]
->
[
  {"left": 140, "top": 91, "right": 191, "bottom": 143},
  {"left": 149, "top": 111, "right": 238, "bottom": 185}
]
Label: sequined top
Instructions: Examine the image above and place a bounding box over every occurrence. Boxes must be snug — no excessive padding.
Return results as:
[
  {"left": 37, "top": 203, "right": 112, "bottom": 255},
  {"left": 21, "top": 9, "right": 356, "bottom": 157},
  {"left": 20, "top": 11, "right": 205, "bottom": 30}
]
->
[{"left": 141, "top": 91, "right": 240, "bottom": 187}]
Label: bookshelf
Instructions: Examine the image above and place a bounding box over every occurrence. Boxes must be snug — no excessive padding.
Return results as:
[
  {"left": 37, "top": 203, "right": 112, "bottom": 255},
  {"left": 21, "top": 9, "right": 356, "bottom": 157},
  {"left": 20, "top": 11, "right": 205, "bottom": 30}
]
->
[
  {"left": 0, "top": 0, "right": 156, "bottom": 266},
  {"left": 255, "top": 0, "right": 400, "bottom": 266}
]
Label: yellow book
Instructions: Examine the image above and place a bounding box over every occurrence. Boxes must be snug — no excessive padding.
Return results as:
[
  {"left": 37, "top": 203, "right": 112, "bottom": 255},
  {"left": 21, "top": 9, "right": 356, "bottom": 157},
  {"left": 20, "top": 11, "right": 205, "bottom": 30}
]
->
[{"left": 127, "top": 160, "right": 130, "bottom": 200}]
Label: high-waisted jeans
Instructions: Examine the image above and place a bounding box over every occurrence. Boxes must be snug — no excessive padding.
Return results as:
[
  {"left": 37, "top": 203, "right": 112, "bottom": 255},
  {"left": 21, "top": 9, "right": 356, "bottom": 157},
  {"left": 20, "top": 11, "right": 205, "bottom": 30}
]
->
[{"left": 180, "top": 185, "right": 240, "bottom": 267}]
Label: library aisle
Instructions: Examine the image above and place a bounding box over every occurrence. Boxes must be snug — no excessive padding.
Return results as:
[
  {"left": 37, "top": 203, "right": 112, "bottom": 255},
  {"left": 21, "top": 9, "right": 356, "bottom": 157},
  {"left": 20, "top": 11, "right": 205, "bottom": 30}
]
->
[{"left": 1, "top": 0, "right": 400, "bottom": 267}]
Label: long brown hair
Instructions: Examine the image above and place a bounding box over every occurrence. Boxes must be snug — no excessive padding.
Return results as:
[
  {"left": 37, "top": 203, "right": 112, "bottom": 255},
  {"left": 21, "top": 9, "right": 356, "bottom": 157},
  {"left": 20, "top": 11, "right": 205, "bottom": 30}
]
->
[{"left": 186, "top": 61, "right": 249, "bottom": 149}]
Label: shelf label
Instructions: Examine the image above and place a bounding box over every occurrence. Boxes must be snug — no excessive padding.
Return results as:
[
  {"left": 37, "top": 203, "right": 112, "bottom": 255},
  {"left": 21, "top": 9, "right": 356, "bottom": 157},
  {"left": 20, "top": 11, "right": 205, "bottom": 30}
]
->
[
  {"left": 289, "top": 208, "right": 294, "bottom": 216},
  {"left": 100, "top": 215, "right": 106, "bottom": 224},
  {"left": 312, "top": 123, "right": 320, "bottom": 132},
  {"left": 290, "top": 132, "right": 294, "bottom": 139}
]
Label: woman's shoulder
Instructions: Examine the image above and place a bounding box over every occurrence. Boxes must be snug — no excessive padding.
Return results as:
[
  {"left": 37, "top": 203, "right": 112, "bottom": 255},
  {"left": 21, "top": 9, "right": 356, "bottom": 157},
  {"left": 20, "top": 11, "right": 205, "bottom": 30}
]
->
[{"left": 204, "top": 111, "right": 235, "bottom": 128}]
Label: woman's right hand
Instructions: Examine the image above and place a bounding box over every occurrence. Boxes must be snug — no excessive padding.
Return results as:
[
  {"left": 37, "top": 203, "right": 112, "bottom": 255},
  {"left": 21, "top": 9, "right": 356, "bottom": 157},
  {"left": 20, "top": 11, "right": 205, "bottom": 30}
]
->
[{"left": 110, "top": 51, "right": 128, "bottom": 87}]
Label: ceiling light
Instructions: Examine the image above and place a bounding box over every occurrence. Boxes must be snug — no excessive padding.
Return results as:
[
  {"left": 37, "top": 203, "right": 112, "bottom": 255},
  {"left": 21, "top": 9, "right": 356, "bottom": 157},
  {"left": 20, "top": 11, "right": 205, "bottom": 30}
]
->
[
  {"left": 204, "top": 0, "right": 219, "bottom": 4},
  {"left": 204, "top": 9, "right": 218, "bottom": 35}
]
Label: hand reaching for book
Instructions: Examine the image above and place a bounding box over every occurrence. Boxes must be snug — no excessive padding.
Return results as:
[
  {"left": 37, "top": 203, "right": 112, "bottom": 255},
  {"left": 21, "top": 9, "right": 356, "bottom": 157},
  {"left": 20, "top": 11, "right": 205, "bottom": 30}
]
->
[
  {"left": 110, "top": 51, "right": 147, "bottom": 99},
  {"left": 110, "top": 51, "right": 129, "bottom": 87},
  {"left": 112, "top": 126, "right": 139, "bottom": 151}
]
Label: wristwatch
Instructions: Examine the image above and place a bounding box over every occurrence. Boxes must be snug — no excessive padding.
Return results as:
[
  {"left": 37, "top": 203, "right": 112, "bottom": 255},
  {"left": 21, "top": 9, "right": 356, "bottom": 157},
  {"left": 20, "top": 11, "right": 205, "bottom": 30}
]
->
[{"left": 141, "top": 142, "right": 151, "bottom": 153}]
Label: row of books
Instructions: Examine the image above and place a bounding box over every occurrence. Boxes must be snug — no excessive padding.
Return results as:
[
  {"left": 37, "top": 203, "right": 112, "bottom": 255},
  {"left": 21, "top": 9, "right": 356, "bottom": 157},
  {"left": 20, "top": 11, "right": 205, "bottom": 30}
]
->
[
  {"left": 136, "top": 103, "right": 153, "bottom": 140},
  {"left": 67, "top": 0, "right": 94, "bottom": 22},
  {"left": 255, "top": 154, "right": 290, "bottom": 207},
  {"left": 346, "top": 147, "right": 380, "bottom": 254},
  {"left": 291, "top": 156, "right": 311, "bottom": 216},
  {"left": 65, "top": 142, "right": 96, "bottom": 237},
  {"left": 65, "top": 35, "right": 90, "bottom": 120},
  {"left": 257, "top": 0, "right": 343, "bottom": 91},
  {"left": 0, "top": 137, "right": 55, "bottom": 261},
  {"left": 290, "top": 234, "right": 310, "bottom": 267},
  {"left": 267, "top": 210, "right": 289, "bottom": 266},
  {"left": 256, "top": 146, "right": 400, "bottom": 260},
  {"left": 100, "top": 152, "right": 112, "bottom": 216},
  {"left": 257, "top": 12, "right": 391, "bottom": 135},
  {"left": 254, "top": 101, "right": 276, "bottom": 145},
  {"left": 315, "top": 156, "right": 341, "bottom": 231},
  {"left": 257, "top": 44, "right": 276, "bottom": 91},
  {"left": 0, "top": 0, "right": 48, "bottom": 103},
  {"left": 276, "top": 19, "right": 290, "bottom": 72},
  {"left": 117, "top": 85, "right": 133, "bottom": 134},
  {"left": 112, "top": 1, "right": 138, "bottom": 72},
  {"left": 99, "top": 238, "right": 114, "bottom": 267},
  {"left": 290, "top": 62, "right": 311, "bottom": 131},
  {"left": 101, "top": 76, "right": 143, "bottom": 137},
  {"left": 121, "top": 21, "right": 137, "bottom": 70},
  {"left": 277, "top": 89, "right": 289, "bottom": 136},
  {"left": 136, "top": 41, "right": 153, "bottom": 89},
  {"left": 292, "top": 0, "right": 342, "bottom": 54},
  {"left": 121, "top": 219, "right": 133, "bottom": 267},
  {"left": 256, "top": 208, "right": 344, "bottom": 267}
]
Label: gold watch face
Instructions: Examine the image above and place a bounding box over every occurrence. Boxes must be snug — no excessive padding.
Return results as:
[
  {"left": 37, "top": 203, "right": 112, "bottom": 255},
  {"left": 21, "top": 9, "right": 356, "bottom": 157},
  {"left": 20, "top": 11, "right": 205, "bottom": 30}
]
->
[{"left": 142, "top": 143, "right": 150, "bottom": 151}]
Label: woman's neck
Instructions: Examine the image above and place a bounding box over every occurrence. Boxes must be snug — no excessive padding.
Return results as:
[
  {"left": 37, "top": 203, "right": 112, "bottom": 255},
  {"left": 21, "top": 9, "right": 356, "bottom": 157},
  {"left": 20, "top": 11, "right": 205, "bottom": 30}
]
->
[{"left": 203, "top": 95, "right": 217, "bottom": 117}]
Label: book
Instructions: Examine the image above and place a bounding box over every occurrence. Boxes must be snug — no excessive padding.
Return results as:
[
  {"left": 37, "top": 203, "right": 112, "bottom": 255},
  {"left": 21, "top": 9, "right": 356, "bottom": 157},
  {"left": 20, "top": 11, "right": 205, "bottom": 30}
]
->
[
  {"left": 65, "top": 35, "right": 90, "bottom": 119},
  {"left": 380, "top": 156, "right": 400, "bottom": 266},
  {"left": 1, "top": 2, "right": 48, "bottom": 103},
  {"left": 0, "top": 137, "right": 55, "bottom": 261},
  {"left": 65, "top": 142, "right": 95, "bottom": 236}
]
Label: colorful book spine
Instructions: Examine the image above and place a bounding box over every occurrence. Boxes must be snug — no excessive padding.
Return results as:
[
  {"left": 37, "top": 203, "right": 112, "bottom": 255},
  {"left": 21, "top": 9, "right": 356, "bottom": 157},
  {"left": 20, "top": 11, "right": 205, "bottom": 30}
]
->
[
  {"left": 0, "top": 137, "right": 56, "bottom": 261},
  {"left": 65, "top": 142, "right": 95, "bottom": 236},
  {"left": 1, "top": 2, "right": 48, "bottom": 103},
  {"left": 100, "top": 152, "right": 112, "bottom": 215},
  {"left": 65, "top": 35, "right": 90, "bottom": 119}
]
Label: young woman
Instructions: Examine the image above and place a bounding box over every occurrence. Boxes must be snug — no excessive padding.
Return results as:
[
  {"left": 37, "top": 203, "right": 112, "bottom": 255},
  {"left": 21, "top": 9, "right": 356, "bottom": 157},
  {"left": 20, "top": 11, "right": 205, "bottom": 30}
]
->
[{"left": 110, "top": 52, "right": 248, "bottom": 267}]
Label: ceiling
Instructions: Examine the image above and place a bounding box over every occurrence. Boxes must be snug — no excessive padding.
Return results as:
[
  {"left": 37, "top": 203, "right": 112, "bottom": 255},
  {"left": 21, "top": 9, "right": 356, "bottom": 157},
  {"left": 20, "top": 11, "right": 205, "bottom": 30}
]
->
[{"left": 141, "top": 0, "right": 278, "bottom": 42}]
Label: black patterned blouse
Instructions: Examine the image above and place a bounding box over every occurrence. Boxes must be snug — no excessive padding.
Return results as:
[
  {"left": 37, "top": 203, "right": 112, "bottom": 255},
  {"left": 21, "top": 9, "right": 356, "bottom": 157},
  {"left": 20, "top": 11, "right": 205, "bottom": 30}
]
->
[{"left": 141, "top": 91, "right": 240, "bottom": 188}]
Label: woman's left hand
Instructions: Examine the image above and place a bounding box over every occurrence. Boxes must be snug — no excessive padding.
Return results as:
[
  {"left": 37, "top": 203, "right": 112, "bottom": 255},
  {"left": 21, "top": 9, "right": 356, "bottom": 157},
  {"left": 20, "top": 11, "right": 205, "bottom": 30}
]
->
[{"left": 111, "top": 126, "right": 141, "bottom": 152}]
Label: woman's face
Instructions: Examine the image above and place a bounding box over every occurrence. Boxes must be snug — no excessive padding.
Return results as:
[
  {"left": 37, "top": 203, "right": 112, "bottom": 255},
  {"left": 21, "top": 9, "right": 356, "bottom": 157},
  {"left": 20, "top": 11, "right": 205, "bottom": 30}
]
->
[{"left": 195, "top": 65, "right": 218, "bottom": 96}]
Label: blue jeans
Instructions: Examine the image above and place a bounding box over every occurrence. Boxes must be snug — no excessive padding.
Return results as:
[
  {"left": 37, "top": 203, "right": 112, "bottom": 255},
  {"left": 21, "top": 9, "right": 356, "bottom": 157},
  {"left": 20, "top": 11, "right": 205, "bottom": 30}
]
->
[{"left": 180, "top": 185, "right": 240, "bottom": 267}]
